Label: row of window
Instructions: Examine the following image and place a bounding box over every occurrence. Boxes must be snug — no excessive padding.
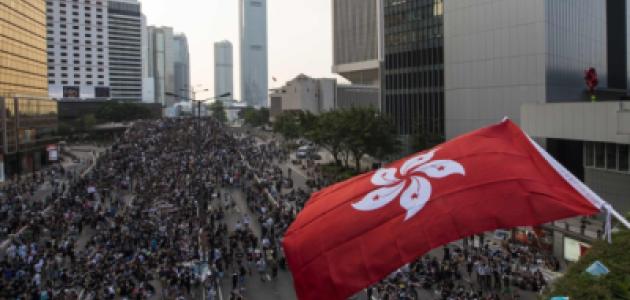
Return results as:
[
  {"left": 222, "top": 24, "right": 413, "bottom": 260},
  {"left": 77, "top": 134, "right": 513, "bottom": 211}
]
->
[
  {"left": 47, "top": 45, "right": 104, "bottom": 53},
  {"left": 47, "top": 58, "right": 105, "bottom": 66},
  {"left": 48, "top": 73, "right": 105, "bottom": 79},
  {"left": 47, "top": 51, "right": 104, "bottom": 59},
  {"left": 48, "top": 80, "right": 105, "bottom": 86},
  {"left": 46, "top": 30, "right": 104, "bottom": 38},
  {"left": 46, "top": 1, "right": 104, "bottom": 7},
  {"left": 49, "top": 66, "right": 104, "bottom": 72},
  {"left": 584, "top": 142, "right": 629, "bottom": 173}
]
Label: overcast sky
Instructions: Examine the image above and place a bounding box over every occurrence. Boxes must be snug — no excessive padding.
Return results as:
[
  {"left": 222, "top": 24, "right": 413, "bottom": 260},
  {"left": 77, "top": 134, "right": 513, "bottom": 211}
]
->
[{"left": 140, "top": 0, "right": 342, "bottom": 100}]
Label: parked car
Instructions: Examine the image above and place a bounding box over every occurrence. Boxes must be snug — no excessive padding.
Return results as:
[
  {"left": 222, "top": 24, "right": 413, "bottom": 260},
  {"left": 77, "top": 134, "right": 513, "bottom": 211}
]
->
[{"left": 296, "top": 145, "right": 316, "bottom": 159}]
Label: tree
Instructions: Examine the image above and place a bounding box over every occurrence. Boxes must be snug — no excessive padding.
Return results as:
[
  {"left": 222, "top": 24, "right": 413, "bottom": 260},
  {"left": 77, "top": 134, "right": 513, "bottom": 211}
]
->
[
  {"left": 273, "top": 111, "right": 302, "bottom": 140},
  {"left": 98, "top": 101, "right": 152, "bottom": 123},
  {"left": 309, "top": 110, "right": 346, "bottom": 166},
  {"left": 411, "top": 120, "right": 444, "bottom": 152},
  {"left": 546, "top": 228, "right": 630, "bottom": 299},
  {"left": 209, "top": 101, "right": 228, "bottom": 123},
  {"left": 273, "top": 110, "right": 319, "bottom": 141},
  {"left": 241, "top": 106, "right": 270, "bottom": 127},
  {"left": 341, "top": 107, "right": 399, "bottom": 171},
  {"left": 80, "top": 114, "right": 97, "bottom": 131}
]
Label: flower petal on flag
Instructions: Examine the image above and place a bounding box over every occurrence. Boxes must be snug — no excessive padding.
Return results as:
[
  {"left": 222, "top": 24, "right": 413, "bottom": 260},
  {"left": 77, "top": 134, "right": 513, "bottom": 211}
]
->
[
  {"left": 415, "top": 160, "right": 465, "bottom": 178},
  {"left": 399, "top": 149, "right": 438, "bottom": 176},
  {"left": 352, "top": 181, "right": 405, "bottom": 212},
  {"left": 371, "top": 168, "right": 400, "bottom": 186},
  {"left": 399, "top": 176, "right": 431, "bottom": 221}
]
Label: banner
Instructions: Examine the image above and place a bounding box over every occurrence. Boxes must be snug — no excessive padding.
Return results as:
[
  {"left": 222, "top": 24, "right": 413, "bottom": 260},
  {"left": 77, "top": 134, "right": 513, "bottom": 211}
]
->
[{"left": 47, "top": 144, "right": 59, "bottom": 162}]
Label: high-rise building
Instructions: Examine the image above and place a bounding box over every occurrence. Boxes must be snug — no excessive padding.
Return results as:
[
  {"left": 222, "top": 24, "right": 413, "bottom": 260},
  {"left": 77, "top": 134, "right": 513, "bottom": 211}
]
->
[
  {"left": 140, "top": 14, "right": 154, "bottom": 102},
  {"left": 439, "top": 0, "right": 630, "bottom": 256},
  {"left": 214, "top": 41, "right": 233, "bottom": 100},
  {"left": 46, "top": 0, "right": 111, "bottom": 99},
  {"left": 383, "top": 0, "right": 445, "bottom": 137},
  {"left": 1, "top": 0, "right": 59, "bottom": 178},
  {"left": 1, "top": 0, "right": 48, "bottom": 97},
  {"left": 331, "top": 0, "right": 380, "bottom": 86},
  {"left": 173, "top": 34, "right": 190, "bottom": 100},
  {"left": 144, "top": 26, "right": 190, "bottom": 107},
  {"left": 152, "top": 26, "right": 175, "bottom": 106},
  {"left": 444, "top": 0, "right": 608, "bottom": 139},
  {"left": 239, "top": 0, "right": 268, "bottom": 107},
  {"left": 108, "top": 0, "right": 143, "bottom": 101}
]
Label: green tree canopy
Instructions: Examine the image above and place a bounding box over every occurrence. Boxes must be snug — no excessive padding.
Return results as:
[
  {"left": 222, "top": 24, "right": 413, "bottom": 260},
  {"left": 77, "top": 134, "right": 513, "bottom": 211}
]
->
[
  {"left": 273, "top": 110, "right": 319, "bottom": 141},
  {"left": 339, "top": 107, "right": 399, "bottom": 171},
  {"left": 209, "top": 101, "right": 228, "bottom": 123},
  {"left": 97, "top": 101, "right": 152, "bottom": 123},
  {"left": 546, "top": 229, "right": 630, "bottom": 299},
  {"left": 241, "top": 106, "right": 270, "bottom": 127}
]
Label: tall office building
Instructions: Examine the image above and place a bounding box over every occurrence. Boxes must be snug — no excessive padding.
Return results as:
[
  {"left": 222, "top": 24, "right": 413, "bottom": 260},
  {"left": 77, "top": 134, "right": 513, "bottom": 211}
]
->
[
  {"left": 444, "top": 0, "right": 608, "bottom": 139},
  {"left": 332, "top": 0, "right": 380, "bottom": 86},
  {"left": 46, "top": 0, "right": 110, "bottom": 99},
  {"left": 140, "top": 14, "right": 154, "bottom": 102},
  {"left": 440, "top": 0, "right": 630, "bottom": 256},
  {"left": 214, "top": 41, "right": 233, "bottom": 100},
  {"left": 108, "top": 0, "right": 142, "bottom": 101},
  {"left": 144, "top": 26, "right": 191, "bottom": 107},
  {"left": 383, "top": 0, "right": 445, "bottom": 137},
  {"left": 239, "top": 0, "right": 268, "bottom": 107},
  {"left": 173, "top": 34, "right": 190, "bottom": 100},
  {"left": 1, "top": 0, "right": 58, "bottom": 177},
  {"left": 1, "top": 0, "right": 48, "bottom": 97}
]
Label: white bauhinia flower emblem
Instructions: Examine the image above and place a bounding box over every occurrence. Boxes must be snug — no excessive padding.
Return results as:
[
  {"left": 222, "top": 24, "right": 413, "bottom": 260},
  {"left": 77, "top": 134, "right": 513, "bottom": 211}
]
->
[{"left": 352, "top": 149, "right": 465, "bottom": 221}]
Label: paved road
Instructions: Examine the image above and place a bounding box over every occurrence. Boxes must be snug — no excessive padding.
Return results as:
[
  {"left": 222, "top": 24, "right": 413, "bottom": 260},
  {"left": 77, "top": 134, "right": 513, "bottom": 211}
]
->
[{"left": 218, "top": 187, "right": 298, "bottom": 300}]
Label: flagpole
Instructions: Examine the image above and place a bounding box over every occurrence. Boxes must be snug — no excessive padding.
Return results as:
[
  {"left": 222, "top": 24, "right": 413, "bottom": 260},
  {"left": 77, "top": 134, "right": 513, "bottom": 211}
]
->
[
  {"left": 609, "top": 205, "right": 630, "bottom": 229},
  {"left": 517, "top": 118, "right": 630, "bottom": 231}
]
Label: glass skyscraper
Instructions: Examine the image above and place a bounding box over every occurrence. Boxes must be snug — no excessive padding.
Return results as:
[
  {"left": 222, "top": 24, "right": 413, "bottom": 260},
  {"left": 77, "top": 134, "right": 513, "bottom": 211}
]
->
[
  {"left": 0, "top": 0, "right": 48, "bottom": 98},
  {"left": 383, "top": 0, "right": 444, "bottom": 137}
]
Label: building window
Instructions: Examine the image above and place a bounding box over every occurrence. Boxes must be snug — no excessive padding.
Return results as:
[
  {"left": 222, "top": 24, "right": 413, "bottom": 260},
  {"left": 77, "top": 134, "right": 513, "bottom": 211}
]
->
[
  {"left": 584, "top": 142, "right": 594, "bottom": 167},
  {"left": 595, "top": 143, "right": 605, "bottom": 168},
  {"left": 606, "top": 144, "right": 617, "bottom": 169},
  {"left": 620, "top": 145, "right": 629, "bottom": 172}
]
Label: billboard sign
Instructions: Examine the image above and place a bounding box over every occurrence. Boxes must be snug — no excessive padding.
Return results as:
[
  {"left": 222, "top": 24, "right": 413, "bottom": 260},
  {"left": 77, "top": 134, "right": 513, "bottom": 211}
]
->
[{"left": 47, "top": 144, "right": 59, "bottom": 162}]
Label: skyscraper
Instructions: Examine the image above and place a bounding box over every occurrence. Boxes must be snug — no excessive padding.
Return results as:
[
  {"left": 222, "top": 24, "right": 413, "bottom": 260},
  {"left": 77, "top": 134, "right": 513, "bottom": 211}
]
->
[
  {"left": 214, "top": 41, "right": 233, "bottom": 100},
  {"left": 383, "top": 0, "right": 445, "bottom": 137},
  {"left": 146, "top": 26, "right": 175, "bottom": 106},
  {"left": 332, "top": 0, "right": 380, "bottom": 86},
  {"left": 108, "top": 0, "right": 143, "bottom": 101},
  {"left": 239, "top": 0, "right": 268, "bottom": 107},
  {"left": 46, "top": 0, "right": 111, "bottom": 99},
  {"left": 173, "top": 34, "right": 190, "bottom": 101},
  {"left": 1, "top": 0, "right": 58, "bottom": 177},
  {"left": 1, "top": 0, "right": 48, "bottom": 97}
]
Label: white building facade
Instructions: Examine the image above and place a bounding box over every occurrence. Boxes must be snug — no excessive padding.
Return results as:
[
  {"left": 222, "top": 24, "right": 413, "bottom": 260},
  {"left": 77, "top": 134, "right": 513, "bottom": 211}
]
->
[
  {"left": 214, "top": 40, "right": 233, "bottom": 100},
  {"left": 46, "top": 0, "right": 111, "bottom": 99},
  {"left": 239, "top": 0, "right": 268, "bottom": 107}
]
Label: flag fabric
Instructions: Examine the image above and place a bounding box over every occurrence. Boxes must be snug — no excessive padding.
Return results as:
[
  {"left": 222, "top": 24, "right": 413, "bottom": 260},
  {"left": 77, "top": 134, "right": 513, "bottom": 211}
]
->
[{"left": 282, "top": 119, "right": 604, "bottom": 300}]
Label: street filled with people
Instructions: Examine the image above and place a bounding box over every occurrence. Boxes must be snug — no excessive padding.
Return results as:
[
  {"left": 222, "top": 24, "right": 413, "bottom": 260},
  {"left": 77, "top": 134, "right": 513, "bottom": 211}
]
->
[{"left": 0, "top": 118, "right": 561, "bottom": 299}]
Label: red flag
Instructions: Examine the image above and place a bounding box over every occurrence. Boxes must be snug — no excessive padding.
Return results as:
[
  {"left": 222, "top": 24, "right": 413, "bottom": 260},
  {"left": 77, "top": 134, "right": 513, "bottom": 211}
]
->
[{"left": 282, "top": 120, "right": 602, "bottom": 300}]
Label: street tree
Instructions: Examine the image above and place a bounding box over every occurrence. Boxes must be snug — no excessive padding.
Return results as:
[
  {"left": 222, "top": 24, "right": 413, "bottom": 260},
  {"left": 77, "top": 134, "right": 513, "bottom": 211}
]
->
[
  {"left": 209, "top": 101, "right": 228, "bottom": 123},
  {"left": 273, "top": 111, "right": 303, "bottom": 140},
  {"left": 309, "top": 110, "right": 346, "bottom": 166},
  {"left": 341, "top": 107, "right": 399, "bottom": 171}
]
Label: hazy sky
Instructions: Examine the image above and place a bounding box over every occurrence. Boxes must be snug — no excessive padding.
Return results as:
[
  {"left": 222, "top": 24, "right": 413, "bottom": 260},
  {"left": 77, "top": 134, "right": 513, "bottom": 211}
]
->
[{"left": 140, "top": 0, "right": 342, "bottom": 100}]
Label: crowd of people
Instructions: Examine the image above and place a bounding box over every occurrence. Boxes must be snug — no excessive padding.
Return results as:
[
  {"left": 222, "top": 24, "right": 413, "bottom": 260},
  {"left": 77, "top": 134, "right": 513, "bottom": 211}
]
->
[{"left": 0, "top": 117, "right": 563, "bottom": 300}]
